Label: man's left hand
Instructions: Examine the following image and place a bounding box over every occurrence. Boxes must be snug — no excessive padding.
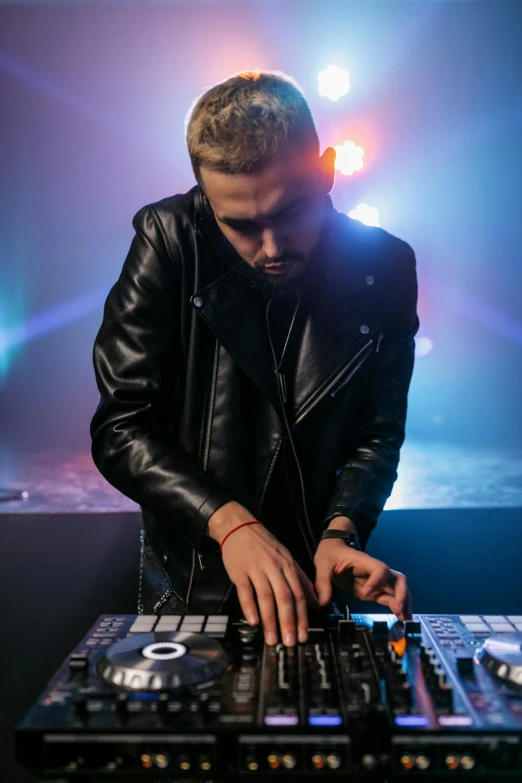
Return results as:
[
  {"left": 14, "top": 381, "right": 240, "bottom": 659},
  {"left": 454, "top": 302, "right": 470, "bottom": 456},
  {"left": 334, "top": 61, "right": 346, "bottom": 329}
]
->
[{"left": 314, "top": 533, "right": 412, "bottom": 623}]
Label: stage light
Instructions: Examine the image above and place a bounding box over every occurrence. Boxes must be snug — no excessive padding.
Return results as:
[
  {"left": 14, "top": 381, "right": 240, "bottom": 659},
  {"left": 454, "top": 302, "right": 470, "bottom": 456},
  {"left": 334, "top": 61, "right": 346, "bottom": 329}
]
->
[
  {"left": 334, "top": 140, "right": 364, "bottom": 175},
  {"left": 415, "top": 336, "right": 433, "bottom": 357},
  {"left": 318, "top": 65, "right": 350, "bottom": 101},
  {"left": 348, "top": 204, "right": 381, "bottom": 227}
]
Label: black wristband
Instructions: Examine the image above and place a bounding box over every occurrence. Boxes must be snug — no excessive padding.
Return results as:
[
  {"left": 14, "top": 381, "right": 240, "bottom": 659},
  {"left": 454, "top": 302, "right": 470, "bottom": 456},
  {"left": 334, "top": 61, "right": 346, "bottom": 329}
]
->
[{"left": 320, "top": 529, "right": 362, "bottom": 551}]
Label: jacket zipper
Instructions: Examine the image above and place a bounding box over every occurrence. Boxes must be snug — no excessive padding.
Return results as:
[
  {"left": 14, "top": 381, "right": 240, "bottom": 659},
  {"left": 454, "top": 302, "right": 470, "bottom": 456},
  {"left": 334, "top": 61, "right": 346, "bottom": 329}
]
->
[
  {"left": 292, "top": 337, "right": 376, "bottom": 428},
  {"left": 329, "top": 339, "right": 378, "bottom": 398},
  {"left": 258, "top": 434, "right": 285, "bottom": 514},
  {"left": 185, "top": 336, "right": 220, "bottom": 608}
]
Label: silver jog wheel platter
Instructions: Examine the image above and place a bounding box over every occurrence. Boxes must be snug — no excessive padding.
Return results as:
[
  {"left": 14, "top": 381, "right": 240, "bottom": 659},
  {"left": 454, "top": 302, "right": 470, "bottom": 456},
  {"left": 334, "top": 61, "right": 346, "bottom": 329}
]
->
[
  {"left": 97, "top": 631, "right": 229, "bottom": 691},
  {"left": 476, "top": 633, "right": 522, "bottom": 691}
]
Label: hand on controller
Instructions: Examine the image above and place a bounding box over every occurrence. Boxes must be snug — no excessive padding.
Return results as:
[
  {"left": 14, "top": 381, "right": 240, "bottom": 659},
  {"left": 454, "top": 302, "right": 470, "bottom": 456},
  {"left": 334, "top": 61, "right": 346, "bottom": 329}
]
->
[
  {"left": 314, "top": 517, "right": 412, "bottom": 622},
  {"left": 207, "top": 502, "right": 318, "bottom": 647}
]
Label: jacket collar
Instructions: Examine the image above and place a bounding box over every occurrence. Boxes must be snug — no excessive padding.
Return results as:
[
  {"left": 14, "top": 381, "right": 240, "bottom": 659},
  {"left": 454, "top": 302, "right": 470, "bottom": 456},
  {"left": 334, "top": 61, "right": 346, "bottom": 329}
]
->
[{"left": 193, "top": 196, "right": 380, "bottom": 419}]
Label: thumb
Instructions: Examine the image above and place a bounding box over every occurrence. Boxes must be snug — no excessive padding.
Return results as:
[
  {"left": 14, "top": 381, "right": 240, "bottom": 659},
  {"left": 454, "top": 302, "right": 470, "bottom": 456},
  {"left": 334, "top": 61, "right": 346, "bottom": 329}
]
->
[{"left": 315, "top": 558, "right": 334, "bottom": 606}]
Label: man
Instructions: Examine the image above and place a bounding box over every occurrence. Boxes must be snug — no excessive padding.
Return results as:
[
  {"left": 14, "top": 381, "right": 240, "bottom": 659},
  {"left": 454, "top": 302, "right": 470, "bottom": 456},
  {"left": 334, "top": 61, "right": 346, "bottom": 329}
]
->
[{"left": 90, "top": 70, "right": 418, "bottom": 646}]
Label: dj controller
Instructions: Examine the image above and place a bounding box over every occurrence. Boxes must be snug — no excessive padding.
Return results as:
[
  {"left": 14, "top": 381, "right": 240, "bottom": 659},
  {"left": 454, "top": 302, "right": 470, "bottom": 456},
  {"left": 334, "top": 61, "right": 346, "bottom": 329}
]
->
[{"left": 15, "top": 611, "right": 522, "bottom": 781}]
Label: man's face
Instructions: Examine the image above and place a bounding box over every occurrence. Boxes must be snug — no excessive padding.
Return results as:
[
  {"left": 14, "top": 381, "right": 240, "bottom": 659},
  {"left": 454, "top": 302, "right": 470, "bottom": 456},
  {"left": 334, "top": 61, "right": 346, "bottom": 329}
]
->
[{"left": 200, "top": 146, "right": 335, "bottom": 294}]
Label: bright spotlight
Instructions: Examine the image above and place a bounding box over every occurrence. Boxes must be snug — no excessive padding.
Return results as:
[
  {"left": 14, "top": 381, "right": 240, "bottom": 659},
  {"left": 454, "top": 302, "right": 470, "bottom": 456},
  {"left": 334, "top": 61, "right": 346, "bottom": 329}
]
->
[
  {"left": 415, "top": 336, "right": 433, "bottom": 358},
  {"left": 334, "top": 140, "right": 364, "bottom": 175},
  {"left": 318, "top": 65, "right": 351, "bottom": 102},
  {"left": 348, "top": 204, "right": 381, "bottom": 227}
]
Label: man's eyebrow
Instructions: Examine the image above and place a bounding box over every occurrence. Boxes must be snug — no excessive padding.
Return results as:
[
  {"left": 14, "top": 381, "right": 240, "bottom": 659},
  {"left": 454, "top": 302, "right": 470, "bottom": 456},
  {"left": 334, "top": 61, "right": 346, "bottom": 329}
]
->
[{"left": 218, "top": 196, "right": 308, "bottom": 224}]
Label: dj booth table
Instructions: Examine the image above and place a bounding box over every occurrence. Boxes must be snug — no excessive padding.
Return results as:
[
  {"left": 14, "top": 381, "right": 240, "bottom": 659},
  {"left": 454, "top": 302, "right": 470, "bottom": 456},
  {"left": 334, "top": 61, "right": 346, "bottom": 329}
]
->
[{"left": 2, "top": 507, "right": 522, "bottom": 783}]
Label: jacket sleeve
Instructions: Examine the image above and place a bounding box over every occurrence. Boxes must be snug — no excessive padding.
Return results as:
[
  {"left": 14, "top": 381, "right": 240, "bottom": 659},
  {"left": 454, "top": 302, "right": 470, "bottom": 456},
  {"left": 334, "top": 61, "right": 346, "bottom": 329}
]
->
[
  {"left": 321, "top": 241, "right": 419, "bottom": 550},
  {"left": 90, "top": 205, "right": 235, "bottom": 550}
]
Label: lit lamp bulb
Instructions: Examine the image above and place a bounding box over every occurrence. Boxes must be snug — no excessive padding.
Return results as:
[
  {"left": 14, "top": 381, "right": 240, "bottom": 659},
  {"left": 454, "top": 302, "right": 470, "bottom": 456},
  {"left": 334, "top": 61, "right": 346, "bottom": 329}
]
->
[
  {"left": 318, "top": 65, "right": 351, "bottom": 101},
  {"left": 334, "top": 140, "right": 364, "bottom": 175}
]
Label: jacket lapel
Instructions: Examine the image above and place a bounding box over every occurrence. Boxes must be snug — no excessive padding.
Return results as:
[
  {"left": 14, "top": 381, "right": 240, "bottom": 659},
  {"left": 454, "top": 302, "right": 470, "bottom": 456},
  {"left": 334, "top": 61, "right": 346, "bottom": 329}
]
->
[{"left": 194, "top": 201, "right": 384, "bottom": 421}]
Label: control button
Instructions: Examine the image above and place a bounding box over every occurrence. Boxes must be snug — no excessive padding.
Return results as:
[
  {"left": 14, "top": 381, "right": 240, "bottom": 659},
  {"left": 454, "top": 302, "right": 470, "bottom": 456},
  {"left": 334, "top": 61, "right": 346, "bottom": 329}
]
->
[
  {"left": 464, "top": 623, "right": 489, "bottom": 633},
  {"left": 514, "top": 623, "right": 522, "bottom": 632},
  {"left": 405, "top": 620, "right": 422, "bottom": 640},
  {"left": 73, "top": 696, "right": 88, "bottom": 718},
  {"left": 483, "top": 616, "right": 506, "bottom": 623},
  {"left": 180, "top": 620, "right": 204, "bottom": 632},
  {"left": 129, "top": 618, "right": 156, "bottom": 633},
  {"left": 208, "top": 615, "right": 228, "bottom": 622},
  {"left": 456, "top": 656, "right": 475, "bottom": 677},
  {"left": 488, "top": 623, "right": 514, "bottom": 633},
  {"left": 460, "top": 616, "right": 482, "bottom": 623},
  {"left": 69, "top": 653, "right": 90, "bottom": 672},
  {"left": 507, "top": 616, "right": 522, "bottom": 623},
  {"left": 338, "top": 620, "right": 356, "bottom": 642},
  {"left": 156, "top": 615, "right": 181, "bottom": 631}
]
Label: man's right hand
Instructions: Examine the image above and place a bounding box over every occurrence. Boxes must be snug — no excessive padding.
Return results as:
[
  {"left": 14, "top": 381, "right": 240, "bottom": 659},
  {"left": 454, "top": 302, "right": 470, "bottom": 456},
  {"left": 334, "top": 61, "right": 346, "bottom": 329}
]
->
[{"left": 207, "top": 502, "right": 318, "bottom": 646}]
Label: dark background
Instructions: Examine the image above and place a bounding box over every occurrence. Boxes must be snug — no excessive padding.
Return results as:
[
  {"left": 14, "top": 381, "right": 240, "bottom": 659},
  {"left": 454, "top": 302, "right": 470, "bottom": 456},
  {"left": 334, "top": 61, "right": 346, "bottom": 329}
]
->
[{"left": 1, "top": 0, "right": 522, "bottom": 456}]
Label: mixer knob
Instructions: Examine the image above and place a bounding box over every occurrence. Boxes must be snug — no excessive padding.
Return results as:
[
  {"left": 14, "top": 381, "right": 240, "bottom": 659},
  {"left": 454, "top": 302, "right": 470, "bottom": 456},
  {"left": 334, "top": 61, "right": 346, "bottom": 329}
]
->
[
  {"left": 372, "top": 620, "right": 389, "bottom": 637},
  {"left": 433, "top": 668, "right": 446, "bottom": 687},
  {"left": 404, "top": 621, "right": 422, "bottom": 642},
  {"left": 115, "top": 693, "right": 128, "bottom": 720},
  {"left": 394, "top": 682, "right": 413, "bottom": 707},
  {"left": 394, "top": 670, "right": 408, "bottom": 685},
  {"left": 73, "top": 696, "right": 88, "bottom": 719},
  {"left": 69, "top": 652, "right": 90, "bottom": 674},
  {"left": 157, "top": 693, "right": 171, "bottom": 719},
  {"left": 338, "top": 620, "right": 356, "bottom": 642},
  {"left": 435, "top": 683, "right": 454, "bottom": 710},
  {"left": 351, "top": 652, "right": 364, "bottom": 671}
]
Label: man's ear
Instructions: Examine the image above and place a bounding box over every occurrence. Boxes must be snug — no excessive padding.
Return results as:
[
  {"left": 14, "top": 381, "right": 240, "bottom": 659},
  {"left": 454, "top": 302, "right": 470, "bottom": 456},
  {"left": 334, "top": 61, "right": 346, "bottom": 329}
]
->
[{"left": 320, "top": 147, "right": 336, "bottom": 193}]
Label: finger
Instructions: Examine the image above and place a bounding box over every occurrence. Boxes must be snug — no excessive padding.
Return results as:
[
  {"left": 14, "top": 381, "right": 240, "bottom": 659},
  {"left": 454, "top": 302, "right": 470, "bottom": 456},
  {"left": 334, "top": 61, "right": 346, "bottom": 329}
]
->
[
  {"left": 360, "top": 561, "right": 390, "bottom": 597},
  {"left": 315, "top": 559, "right": 335, "bottom": 606},
  {"left": 354, "top": 577, "right": 394, "bottom": 598},
  {"left": 389, "top": 571, "right": 408, "bottom": 618},
  {"left": 235, "top": 578, "right": 259, "bottom": 627},
  {"left": 403, "top": 588, "right": 413, "bottom": 621},
  {"left": 296, "top": 567, "right": 319, "bottom": 607},
  {"left": 252, "top": 573, "right": 278, "bottom": 646},
  {"left": 373, "top": 591, "right": 408, "bottom": 623},
  {"left": 284, "top": 566, "right": 311, "bottom": 643},
  {"left": 269, "top": 568, "right": 297, "bottom": 647}
]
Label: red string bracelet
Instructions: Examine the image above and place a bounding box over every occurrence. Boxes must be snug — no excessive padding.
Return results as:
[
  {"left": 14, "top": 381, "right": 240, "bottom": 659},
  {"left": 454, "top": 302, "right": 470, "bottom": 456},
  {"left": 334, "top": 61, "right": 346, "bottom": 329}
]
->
[{"left": 219, "top": 520, "right": 263, "bottom": 553}]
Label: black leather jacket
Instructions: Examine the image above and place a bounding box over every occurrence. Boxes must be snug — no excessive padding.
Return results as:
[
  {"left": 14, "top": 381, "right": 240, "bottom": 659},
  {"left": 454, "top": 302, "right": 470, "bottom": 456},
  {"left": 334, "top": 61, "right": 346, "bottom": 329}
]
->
[{"left": 90, "top": 185, "right": 419, "bottom": 614}]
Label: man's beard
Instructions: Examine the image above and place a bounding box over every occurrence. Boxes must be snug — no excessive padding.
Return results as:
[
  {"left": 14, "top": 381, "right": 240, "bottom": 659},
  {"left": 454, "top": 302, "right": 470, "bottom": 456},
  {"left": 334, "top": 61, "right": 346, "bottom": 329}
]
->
[{"left": 236, "top": 256, "right": 309, "bottom": 300}]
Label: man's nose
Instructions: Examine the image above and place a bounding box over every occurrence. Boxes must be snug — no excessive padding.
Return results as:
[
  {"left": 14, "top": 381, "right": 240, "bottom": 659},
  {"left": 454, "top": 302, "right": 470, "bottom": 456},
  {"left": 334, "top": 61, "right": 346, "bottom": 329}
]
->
[{"left": 261, "top": 228, "right": 288, "bottom": 260}]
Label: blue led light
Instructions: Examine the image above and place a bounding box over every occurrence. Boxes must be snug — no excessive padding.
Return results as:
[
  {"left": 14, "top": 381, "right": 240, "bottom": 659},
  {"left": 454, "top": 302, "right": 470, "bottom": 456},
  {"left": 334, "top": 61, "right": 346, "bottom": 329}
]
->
[
  {"left": 308, "top": 715, "right": 343, "bottom": 726},
  {"left": 395, "top": 715, "right": 428, "bottom": 727},
  {"left": 128, "top": 693, "right": 159, "bottom": 700}
]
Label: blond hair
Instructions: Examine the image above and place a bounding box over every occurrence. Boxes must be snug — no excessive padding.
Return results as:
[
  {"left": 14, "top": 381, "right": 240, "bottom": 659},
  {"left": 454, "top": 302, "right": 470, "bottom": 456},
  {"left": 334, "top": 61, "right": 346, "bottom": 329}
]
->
[{"left": 185, "top": 70, "right": 319, "bottom": 182}]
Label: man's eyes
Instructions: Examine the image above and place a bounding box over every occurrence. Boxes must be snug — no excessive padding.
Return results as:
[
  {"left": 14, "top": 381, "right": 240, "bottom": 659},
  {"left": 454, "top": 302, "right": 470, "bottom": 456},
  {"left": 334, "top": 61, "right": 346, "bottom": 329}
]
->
[
  {"left": 229, "top": 209, "right": 304, "bottom": 234},
  {"left": 230, "top": 222, "right": 259, "bottom": 234}
]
